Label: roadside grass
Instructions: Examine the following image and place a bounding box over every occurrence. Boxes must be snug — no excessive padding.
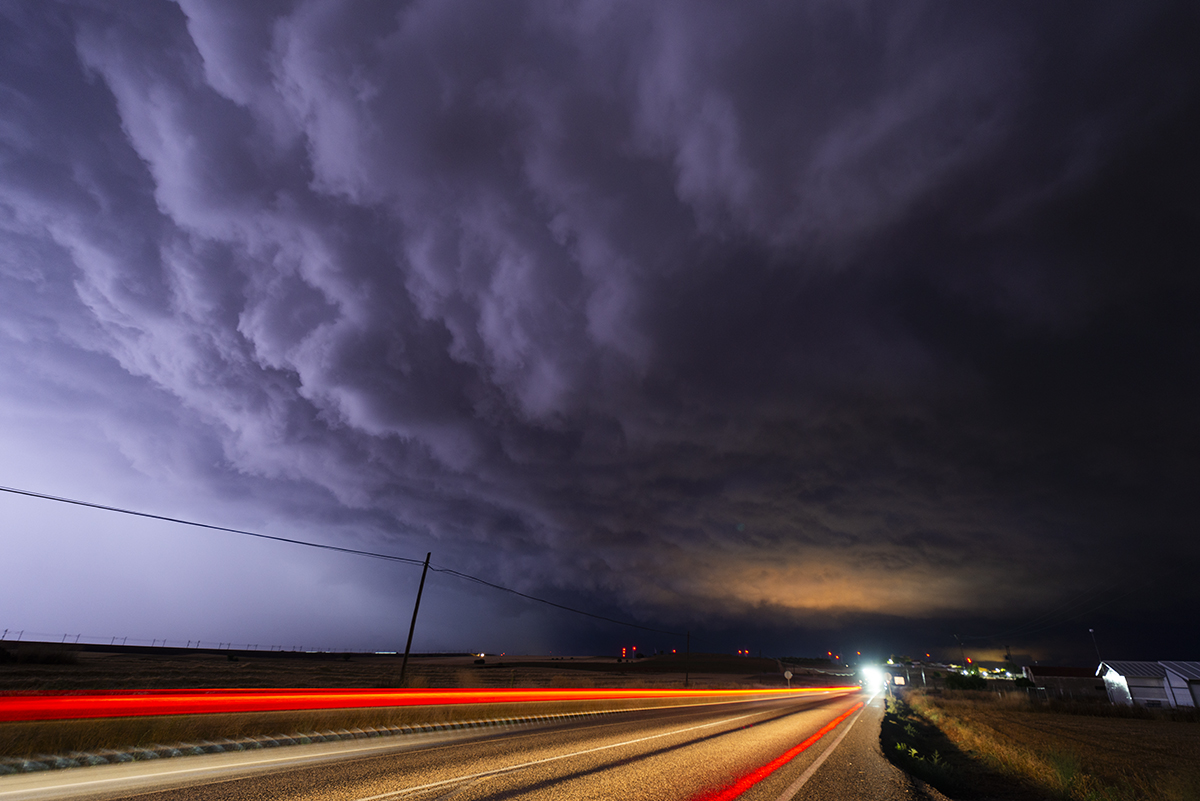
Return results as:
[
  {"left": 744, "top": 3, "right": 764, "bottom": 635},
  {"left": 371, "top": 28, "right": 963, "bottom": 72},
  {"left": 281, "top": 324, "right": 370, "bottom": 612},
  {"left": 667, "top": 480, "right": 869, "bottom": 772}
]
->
[
  {"left": 879, "top": 696, "right": 956, "bottom": 790},
  {"left": 880, "top": 695, "right": 1051, "bottom": 800},
  {"left": 906, "top": 690, "right": 1200, "bottom": 801}
]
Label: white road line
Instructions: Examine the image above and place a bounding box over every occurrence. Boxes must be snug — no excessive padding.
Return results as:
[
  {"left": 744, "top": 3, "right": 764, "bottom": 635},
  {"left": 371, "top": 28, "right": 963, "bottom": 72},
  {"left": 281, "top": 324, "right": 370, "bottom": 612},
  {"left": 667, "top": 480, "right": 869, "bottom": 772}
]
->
[
  {"left": 773, "top": 693, "right": 878, "bottom": 801},
  {"left": 0, "top": 741, "right": 422, "bottom": 800},
  {"left": 0, "top": 693, "right": 849, "bottom": 801},
  {"left": 354, "top": 711, "right": 763, "bottom": 801}
]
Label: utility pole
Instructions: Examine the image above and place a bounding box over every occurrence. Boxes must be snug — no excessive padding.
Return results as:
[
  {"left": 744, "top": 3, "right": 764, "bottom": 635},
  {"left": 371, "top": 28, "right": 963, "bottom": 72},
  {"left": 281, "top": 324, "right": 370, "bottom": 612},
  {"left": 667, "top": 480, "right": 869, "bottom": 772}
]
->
[
  {"left": 1089, "top": 628, "right": 1102, "bottom": 665},
  {"left": 399, "top": 552, "right": 431, "bottom": 687}
]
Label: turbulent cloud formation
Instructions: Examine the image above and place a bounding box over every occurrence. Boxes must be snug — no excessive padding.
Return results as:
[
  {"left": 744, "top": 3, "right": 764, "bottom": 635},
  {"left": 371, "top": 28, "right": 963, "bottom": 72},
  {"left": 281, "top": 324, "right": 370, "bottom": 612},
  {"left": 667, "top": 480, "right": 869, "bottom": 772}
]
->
[{"left": 2, "top": 1, "right": 1198, "bottom": 656}]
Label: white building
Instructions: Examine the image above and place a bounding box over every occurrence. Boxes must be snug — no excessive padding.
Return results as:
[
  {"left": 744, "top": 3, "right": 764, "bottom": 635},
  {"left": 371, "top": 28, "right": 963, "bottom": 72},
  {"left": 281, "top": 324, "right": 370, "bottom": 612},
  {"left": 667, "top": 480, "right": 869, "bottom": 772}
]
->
[
  {"left": 1161, "top": 661, "right": 1200, "bottom": 708},
  {"left": 1097, "top": 660, "right": 1200, "bottom": 708}
]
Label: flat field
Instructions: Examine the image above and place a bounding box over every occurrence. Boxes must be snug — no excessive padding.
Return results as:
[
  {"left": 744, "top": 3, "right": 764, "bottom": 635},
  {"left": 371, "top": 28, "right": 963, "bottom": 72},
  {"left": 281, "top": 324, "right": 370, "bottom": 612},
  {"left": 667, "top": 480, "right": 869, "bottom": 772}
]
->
[
  {"left": 0, "top": 644, "right": 837, "bottom": 691},
  {"left": 907, "top": 690, "right": 1200, "bottom": 801}
]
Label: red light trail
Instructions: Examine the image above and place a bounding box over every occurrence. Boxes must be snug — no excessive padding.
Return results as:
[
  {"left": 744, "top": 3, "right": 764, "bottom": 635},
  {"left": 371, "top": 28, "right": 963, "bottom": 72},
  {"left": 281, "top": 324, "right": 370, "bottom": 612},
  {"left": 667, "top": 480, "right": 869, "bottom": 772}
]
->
[
  {"left": 0, "top": 687, "right": 860, "bottom": 723},
  {"left": 690, "top": 700, "right": 865, "bottom": 801}
]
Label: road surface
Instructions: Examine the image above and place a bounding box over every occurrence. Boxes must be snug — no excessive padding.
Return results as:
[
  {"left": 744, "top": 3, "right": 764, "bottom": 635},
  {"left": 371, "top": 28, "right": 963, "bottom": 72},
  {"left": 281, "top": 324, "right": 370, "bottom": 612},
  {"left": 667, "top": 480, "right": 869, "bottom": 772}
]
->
[{"left": 1, "top": 691, "right": 947, "bottom": 800}]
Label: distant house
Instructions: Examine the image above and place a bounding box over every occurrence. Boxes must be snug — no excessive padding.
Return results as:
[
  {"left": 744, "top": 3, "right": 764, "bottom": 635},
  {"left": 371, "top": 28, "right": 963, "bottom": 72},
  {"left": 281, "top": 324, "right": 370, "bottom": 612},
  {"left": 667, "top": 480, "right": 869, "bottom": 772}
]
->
[
  {"left": 1021, "top": 666, "right": 1107, "bottom": 700},
  {"left": 1097, "top": 660, "right": 1200, "bottom": 708}
]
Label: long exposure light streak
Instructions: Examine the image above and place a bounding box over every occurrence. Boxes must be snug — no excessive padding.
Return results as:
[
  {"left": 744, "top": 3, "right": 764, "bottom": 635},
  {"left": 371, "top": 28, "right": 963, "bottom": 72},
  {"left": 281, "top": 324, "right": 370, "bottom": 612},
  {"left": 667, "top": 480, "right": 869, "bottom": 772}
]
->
[
  {"left": 0, "top": 687, "right": 860, "bottom": 722},
  {"left": 691, "top": 700, "right": 865, "bottom": 801}
]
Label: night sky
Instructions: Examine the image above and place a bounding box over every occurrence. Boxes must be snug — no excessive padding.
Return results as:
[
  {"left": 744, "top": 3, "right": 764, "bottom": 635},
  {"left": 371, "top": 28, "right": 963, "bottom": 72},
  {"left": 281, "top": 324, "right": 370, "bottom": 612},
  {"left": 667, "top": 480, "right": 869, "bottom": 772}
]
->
[{"left": 1, "top": 1, "right": 1198, "bottom": 666}]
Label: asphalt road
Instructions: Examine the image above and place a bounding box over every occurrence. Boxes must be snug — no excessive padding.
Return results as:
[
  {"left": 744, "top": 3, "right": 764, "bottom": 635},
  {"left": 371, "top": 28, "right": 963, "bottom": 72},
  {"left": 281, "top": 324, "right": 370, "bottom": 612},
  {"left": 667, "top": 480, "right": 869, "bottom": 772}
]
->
[{"left": 1, "top": 691, "right": 948, "bottom": 801}]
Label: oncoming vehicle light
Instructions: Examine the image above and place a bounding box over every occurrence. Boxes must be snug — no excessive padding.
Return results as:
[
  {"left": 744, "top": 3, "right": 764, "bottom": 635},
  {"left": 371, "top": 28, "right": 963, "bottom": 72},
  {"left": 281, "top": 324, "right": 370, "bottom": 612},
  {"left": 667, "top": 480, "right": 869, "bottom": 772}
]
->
[{"left": 860, "top": 667, "right": 885, "bottom": 691}]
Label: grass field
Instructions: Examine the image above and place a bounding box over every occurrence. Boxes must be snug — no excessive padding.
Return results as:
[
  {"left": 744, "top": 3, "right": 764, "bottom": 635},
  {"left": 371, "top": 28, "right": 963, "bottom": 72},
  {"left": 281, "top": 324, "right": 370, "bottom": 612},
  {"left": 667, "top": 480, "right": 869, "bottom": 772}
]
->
[
  {"left": 897, "top": 689, "right": 1200, "bottom": 801},
  {"left": 0, "top": 645, "right": 818, "bottom": 691}
]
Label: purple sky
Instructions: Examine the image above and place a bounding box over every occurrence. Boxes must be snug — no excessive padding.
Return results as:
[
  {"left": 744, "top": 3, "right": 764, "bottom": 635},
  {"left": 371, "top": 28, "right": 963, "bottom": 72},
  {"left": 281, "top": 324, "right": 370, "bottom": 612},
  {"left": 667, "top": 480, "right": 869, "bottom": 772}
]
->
[{"left": 1, "top": 1, "right": 1197, "bottom": 664}]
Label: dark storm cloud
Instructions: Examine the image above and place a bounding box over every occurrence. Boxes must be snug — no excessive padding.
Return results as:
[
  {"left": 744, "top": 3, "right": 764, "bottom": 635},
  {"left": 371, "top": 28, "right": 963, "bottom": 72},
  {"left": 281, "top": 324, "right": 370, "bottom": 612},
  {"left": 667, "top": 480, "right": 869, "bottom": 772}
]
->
[{"left": 2, "top": 0, "right": 1198, "bottom": 650}]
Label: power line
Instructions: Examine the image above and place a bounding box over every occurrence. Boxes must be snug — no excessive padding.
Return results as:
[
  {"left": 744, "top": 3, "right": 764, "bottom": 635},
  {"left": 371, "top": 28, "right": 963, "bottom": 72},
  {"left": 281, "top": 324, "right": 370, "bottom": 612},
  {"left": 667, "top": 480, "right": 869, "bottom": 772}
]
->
[
  {"left": 0, "top": 484, "right": 682, "bottom": 637},
  {"left": 0, "top": 484, "right": 426, "bottom": 567}
]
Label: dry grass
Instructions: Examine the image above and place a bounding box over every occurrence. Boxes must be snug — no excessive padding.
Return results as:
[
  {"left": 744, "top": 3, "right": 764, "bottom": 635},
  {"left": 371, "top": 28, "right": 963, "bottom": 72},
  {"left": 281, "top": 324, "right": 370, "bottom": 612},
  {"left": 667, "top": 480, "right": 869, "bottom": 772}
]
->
[
  {"left": 881, "top": 695, "right": 1052, "bottom": 800},
  {"left": 907, "top": 690, "right": 1200, "bottom": 801},
  {"left": 0, "top": 649, "right": 802, "bottom": 692}
]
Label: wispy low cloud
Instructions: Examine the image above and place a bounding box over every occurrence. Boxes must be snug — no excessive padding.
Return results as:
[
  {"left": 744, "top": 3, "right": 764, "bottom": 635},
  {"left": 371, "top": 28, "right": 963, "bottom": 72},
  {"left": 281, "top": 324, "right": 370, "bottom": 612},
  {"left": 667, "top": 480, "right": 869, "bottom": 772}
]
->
[{"left": 1, "top": 0, "right": 1197, "bottom": 648}]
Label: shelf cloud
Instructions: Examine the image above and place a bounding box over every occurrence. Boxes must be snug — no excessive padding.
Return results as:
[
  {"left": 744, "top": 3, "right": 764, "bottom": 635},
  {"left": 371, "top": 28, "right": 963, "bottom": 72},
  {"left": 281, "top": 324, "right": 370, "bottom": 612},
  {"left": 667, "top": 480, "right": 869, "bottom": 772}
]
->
[{"left": 2, "top": 1, "right": 1197, "bottom": 658}]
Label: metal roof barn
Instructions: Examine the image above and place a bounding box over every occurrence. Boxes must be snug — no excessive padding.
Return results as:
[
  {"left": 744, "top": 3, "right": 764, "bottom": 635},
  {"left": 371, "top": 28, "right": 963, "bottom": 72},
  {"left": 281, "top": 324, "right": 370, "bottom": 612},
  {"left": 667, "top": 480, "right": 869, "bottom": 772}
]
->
[
  {"left": 1097, "top": 661, "right": 1168, "bottom": 707},
  {"left": 1160, "top": 661, "right": 1200, "bottom": 708},
  {"left": 1097, "top": 661, "right": 1200, "bottom": 708}
]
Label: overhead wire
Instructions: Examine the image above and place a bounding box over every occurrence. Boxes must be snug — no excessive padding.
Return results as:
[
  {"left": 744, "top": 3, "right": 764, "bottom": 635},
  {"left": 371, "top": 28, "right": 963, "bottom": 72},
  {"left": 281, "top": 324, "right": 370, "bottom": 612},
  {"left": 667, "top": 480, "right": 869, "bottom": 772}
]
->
[
  {"left": 0, "top": 484, "right": 683, "bottom": 638},
  {"left": 0, "top": 485, "right": 426, "bottom": 567}
]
